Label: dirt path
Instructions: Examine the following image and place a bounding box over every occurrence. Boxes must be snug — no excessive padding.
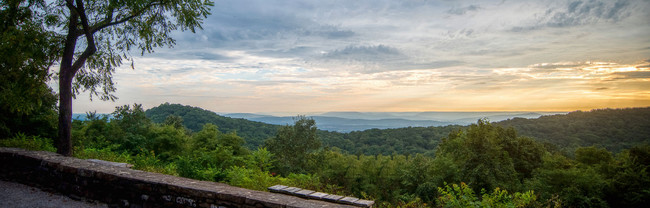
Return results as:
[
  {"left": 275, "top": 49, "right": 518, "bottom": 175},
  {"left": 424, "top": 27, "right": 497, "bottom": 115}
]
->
[{"left": 0, "top": 180, "right": 107, "bottom": 208}]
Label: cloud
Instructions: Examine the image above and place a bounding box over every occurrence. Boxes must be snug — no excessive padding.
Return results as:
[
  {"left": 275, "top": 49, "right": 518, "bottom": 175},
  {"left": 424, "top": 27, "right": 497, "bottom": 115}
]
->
[
  {"left": 322, "top": 45, "right": 403, "bottom": 61},
  {"left": 71, "top": 0, "right": 650, "bottom": 113},
  {"left": 612, "top": 71, "right": 650, "bottom": 79},
  {"left": 254, "top": 46, "right": 320, "bottom": 58},
  {"left": 447, "top": 5, "right": 482, "bottom": 15},
  {"left": 512, "top": 0, "right": 634, "bottom": 31}
]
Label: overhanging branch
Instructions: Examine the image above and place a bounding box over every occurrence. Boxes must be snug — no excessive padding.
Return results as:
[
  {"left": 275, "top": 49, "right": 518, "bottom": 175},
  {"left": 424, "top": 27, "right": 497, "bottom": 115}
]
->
[
  {"left": 74, "top": 1, "right": 164, "bottom": 36},
  {"left": 69, "top": 0, "right": 96, "bottom": 72}
]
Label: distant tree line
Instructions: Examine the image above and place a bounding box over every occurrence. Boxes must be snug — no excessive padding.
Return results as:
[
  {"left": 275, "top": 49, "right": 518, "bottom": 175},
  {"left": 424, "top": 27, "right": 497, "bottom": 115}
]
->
[{"left": 145, "top": 103, "right": 650, "bottom": 155}]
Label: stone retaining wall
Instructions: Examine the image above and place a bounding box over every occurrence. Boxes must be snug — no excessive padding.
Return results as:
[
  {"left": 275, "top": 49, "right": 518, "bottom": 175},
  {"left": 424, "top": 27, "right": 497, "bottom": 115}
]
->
[{"left": 0, "top": 148, "right": 355, "bottom": 208}]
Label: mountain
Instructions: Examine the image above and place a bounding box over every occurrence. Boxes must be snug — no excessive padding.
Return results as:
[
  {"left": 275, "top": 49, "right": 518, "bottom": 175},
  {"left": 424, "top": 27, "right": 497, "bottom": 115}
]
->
[
  {"left": 224, "top": 114, "right": 453, "bottom": 132},
  {"left": 224, "top": 111, "right": 559, "bottom": 132},
  {"left": 145, "top": 103, "right": 280, "bottom": 148},
  {"left": 318, "top": 111, "right": 559, "bottom": 123},
  {"left": 147, "top": 103, "right": 650, "bottom": 155},
  {"left": 497, "top": 108, "right": 650, "bottom": 152},
  {"left": 72, "top": 113, "right": 113, "bottom": 121}
]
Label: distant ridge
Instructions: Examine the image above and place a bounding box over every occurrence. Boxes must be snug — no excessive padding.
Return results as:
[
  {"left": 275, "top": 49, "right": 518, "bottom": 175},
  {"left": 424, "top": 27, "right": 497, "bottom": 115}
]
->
[
  {"left": 144, "top": 103, "right": 650, "bottom": 155},
  {"left": 145, "top": 103, "right": 280, "bottom": 148},
  {"left": 225, "top": 111, "right": 558, "bottom": 132}
]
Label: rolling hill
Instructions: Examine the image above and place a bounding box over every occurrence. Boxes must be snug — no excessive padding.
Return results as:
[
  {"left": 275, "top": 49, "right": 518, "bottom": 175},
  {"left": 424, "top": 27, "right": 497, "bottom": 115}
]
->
[{"left": 145, "top": 103, "right": 650, "bottom": 154}]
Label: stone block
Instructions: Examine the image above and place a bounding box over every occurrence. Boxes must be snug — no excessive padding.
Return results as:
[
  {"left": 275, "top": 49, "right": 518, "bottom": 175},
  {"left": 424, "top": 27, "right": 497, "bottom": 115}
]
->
[
  {"left": 322, "top": 194, "right": 344, "bottom": 203},
  {"left": 281, "top": 187, "right": 302, "bottom": 194},
  {"left": 268, "top": 185, "right": 288, "bottom": 193},
  {"left": 307, "top": 192, "right": 328, "bottom": 200},
  {"left": 354, "top": 199, "right": 375, "bottom": 208},
  {"left": 293, "top": 189, "right": 315, "bottom": 198},
  {"left": 338, "top": 197, "right": 360, "bottom": 205}
]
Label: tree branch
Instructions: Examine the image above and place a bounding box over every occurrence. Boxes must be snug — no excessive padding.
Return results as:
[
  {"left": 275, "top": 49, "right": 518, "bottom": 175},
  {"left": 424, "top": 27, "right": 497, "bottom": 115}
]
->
[
  {"left": 69, "top": 0, "right": 96, "bottom": 73},
  {"left": 74, "top": 1, "right": 164, "bottom": 36},
  {"left": 60, "top": 0, "right": 79, "bottom": 73}
]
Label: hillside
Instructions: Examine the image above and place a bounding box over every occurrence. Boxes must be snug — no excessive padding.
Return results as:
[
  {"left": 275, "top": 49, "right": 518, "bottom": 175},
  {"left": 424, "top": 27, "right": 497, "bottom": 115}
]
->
[
  {"left": 146, "top": 103, "right": 650, "bottom": 154},
  {"left": 335, "top": 107, "right": 650, "bottom": 154},
  {"left": 224, "top": 111, "right": 557, "bottom": 132},
  {"left": 497, "top": 107, "right": 650, "bottom": 152},
  {"left": 145, "top": 103, "right": 280, "bottom": 148}
]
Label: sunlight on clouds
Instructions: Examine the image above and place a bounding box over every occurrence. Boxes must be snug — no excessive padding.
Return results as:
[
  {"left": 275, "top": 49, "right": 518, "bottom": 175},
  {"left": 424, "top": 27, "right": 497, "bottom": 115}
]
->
[
  {"left": 68, "top": 0, "right": 650, "bottom": 114},
  {"left": 74, "top": 56, "right": 650, "bottom": 114}
]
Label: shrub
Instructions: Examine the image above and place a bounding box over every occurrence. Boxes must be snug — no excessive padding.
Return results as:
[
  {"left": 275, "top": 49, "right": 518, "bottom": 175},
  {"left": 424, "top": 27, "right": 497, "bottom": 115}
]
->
[{"left": 0, "top": 133, "right": 56, "bottom": 152}]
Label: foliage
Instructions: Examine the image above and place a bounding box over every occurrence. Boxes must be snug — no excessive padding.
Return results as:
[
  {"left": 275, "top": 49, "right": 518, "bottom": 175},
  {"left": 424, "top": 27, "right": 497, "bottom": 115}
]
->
[
  {"left": 604, "top": 144, "right": 650, "bottom": 207},
  {"left": 265, "top": 115, "right": 321, "bottom": 175},
  {"left": 246, "top": 147, "right": 275, "bottom": 172},
  {"left": 498, "top": 107, "right": 650, "bottom": 152},
  {"left": 525, "top": 154, "right": 609, "bottom": 207},
  {"left": 73, "top": 146, "right": 131, "bottom": 163},
  {"left": 146, "top": 103, "right": 279, "bottom": 148},
  {"left": 47, "top": 0, "right": 214, "bottom": 156},
  {"left": 437, "top": 183, "right": 537, "bottom": 208},
  {"left": 0, "top": 0, "right": 59, "bottom": 139},
  {"left": 131, "top": 150, "right": 178, "bottom": 175},
  {"left": 0, "top": 133, "right": 57, "bottom": 152},
  {"left": 37, "top": 103, "right": 650, "bottom": 207},
  {"left": 434, "top": 120, "right": 545, "bottom": 193}
]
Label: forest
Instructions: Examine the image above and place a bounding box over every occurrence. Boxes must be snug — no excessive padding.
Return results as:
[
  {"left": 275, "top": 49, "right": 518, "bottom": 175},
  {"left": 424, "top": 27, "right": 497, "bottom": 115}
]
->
[
  {"left": 2, "top": 102, "right": 649, "bottom": 207},
  {"left": 146, "top": 103, "right": 650, "bottom": 156}
]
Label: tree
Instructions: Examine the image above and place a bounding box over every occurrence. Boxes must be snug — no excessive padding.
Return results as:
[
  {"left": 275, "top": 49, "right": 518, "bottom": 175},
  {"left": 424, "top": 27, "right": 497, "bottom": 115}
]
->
[
  {"left": 51, "top": 0, "right": 213, "bottom": 156},
  {"left": 164, "top": 114, "right": 185, "bottom": 130},
  {"left": 1, "top": 0, "right": 60, "bottom": 139},
  {"left": 265, "top": 115, "right": 321, "bottom": 175},
  {"left": 434, "top": 120, "right": 520, "bottom": 192}
]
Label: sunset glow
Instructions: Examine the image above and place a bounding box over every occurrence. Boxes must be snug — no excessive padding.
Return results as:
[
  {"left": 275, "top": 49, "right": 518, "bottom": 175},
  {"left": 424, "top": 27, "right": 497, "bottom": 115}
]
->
[{"left": 68, "top": 0, "right": 650, "bottom": 114}]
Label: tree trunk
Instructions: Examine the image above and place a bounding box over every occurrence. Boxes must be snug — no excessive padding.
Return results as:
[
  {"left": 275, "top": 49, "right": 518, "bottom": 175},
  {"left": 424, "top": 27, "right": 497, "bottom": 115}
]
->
[
  {"left": 56, "top": 2, "right": 80, "bottom": 156},
  {"left": 57, "top": 71, "right": 73, "bottom": 156}
]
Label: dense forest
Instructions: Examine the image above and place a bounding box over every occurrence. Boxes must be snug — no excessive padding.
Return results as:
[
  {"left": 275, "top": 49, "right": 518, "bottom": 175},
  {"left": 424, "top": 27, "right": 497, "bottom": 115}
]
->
[
  {"left": 146, "top": 103, "right": 650, "bottom": 155},
  {"left": 145, "top": 103, "right": 279, "bottom": 148},
  {"left": 2, "top": 102, "right": 650, "bottom": 207}
]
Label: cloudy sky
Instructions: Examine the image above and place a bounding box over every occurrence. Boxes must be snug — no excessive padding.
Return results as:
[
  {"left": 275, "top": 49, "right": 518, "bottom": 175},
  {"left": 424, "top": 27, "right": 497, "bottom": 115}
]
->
[{"left": 74, "top": 0, "right": 650, "bottom": 114}]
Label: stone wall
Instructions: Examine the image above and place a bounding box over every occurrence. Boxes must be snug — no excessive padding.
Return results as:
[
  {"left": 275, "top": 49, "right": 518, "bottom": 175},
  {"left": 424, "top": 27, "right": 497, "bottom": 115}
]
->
[{"left": 0, "top": 148, "right": 355, "bottom": 208}]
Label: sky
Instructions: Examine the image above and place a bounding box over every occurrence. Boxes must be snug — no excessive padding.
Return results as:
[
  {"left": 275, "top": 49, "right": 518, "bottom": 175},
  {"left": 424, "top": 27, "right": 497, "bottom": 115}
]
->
[{"left": 72, "top": 0, "right": 650, "bottom": 114}]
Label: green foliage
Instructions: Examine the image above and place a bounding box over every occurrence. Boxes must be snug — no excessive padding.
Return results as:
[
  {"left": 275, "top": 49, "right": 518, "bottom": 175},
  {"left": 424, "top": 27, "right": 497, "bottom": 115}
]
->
[
  {"left": 50, "top": 0, "right": 214, "bottom": 101},
  {"left": 575, "top": 146, "right": 613, "bottom": 166},
  {"left": 0, "top": 0, "right": 59, "bottom": 139},
  {"left": 73, "top": 146, "right": 131, "bottom": 163},
  {"left": 224, "top": 166, "right": 280, "bottom": 191},
  {"left": 164, "top": 114, "right": 185, "bottom": 130},
  {"left": 266, "top": 115, "right": 321, "bottom": 175},
  {"left": 436, "top": 183, "right": 537, "bottom": 208},
  {"left": 0, "top": 133, "right": 56, "bottom": 152},
  {"left": 146, "top": 103, "right": 279, "bottom": 148},
  {"left": 498, "top": 108, "right": 650, "bottom": 152},
  {"left": 147, "top": 124, "right": 188, "bottom": 161},
  {"left": 525, "top": 154, "right": 609, "bottom": 207},
  {"left": 191, "top": 123, "right": 221, "bottom": 150},
  {"left": 434, "top": 120, "right": 543, "bottom": 193},
  {"left": 605, "top": 144, "right": 650, "bottom": 207},
  {"left": 131, "top": 150, "right": 178, "bottom": 175},
  {"left": 328, "top": 126, "right": 459, "bottom": 156},
  {"left": 64, "top": 103, "right": 650, "bottom": 207},
  {"left": 246, "top": 147, "right": 275, "bottom": 172}
]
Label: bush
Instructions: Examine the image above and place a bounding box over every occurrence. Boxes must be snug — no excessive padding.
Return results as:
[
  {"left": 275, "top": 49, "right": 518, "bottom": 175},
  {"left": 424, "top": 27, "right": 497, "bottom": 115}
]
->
[
  {"left": 73, "top": 146, "right": 131, "bottom": 163},
  {"left": 0, "top": 133, "right": 56, "bottom": 152},
  {"left": 131, "top": 150, "right": 178, "bottom": 175},
  {"left": 437, "top": 183, "right": 537, "bottom": 208}
]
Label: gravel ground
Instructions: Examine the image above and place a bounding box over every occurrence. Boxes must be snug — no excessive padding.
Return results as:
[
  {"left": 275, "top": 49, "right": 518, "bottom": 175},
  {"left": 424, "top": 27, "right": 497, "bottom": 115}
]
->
[{"left": 0, "top": 180, "right": 108, "bottom": 208}]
